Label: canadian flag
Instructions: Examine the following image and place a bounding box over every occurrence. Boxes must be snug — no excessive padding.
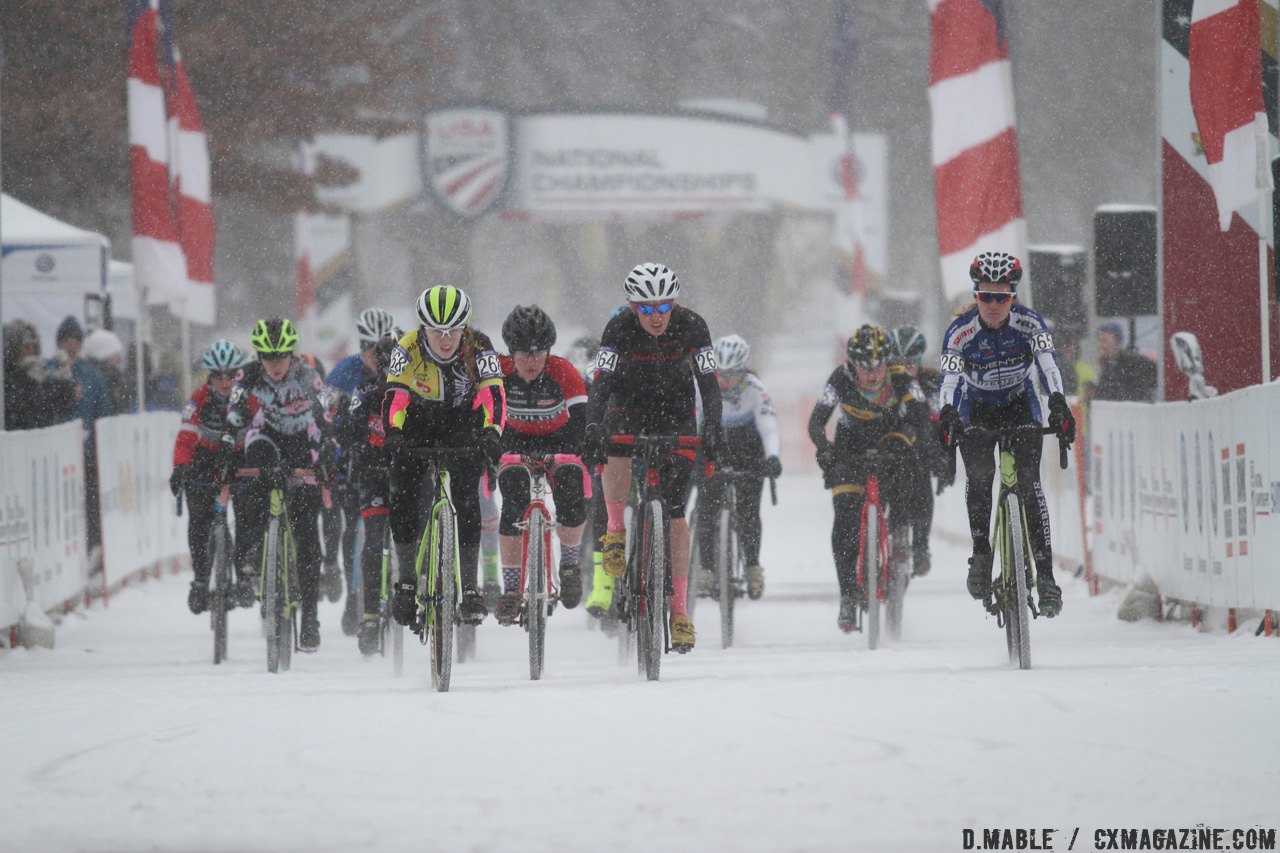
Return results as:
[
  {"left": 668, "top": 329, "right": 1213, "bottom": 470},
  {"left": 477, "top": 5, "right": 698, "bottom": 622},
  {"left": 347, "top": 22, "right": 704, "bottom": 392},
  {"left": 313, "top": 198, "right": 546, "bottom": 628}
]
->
[
  {"left": 928, "top": 0, "right": 1028, "bottom": 300},
  {"left": 127, "top": 0, "right": 216, "bottom": 324},
  {"left": 1189, "top": 0, "right": 1273, "bottom": 232}
]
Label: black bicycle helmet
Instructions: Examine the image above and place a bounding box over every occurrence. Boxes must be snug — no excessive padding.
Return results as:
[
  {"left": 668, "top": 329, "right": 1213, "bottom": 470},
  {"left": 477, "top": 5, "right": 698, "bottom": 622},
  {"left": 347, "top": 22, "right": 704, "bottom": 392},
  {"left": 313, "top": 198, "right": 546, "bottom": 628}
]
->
[
  {"left": 846, "top": 324, "right": 891, "bottom": 369},
  {"left": 501, "top": 305, "right": 557, "bottom": 352}
]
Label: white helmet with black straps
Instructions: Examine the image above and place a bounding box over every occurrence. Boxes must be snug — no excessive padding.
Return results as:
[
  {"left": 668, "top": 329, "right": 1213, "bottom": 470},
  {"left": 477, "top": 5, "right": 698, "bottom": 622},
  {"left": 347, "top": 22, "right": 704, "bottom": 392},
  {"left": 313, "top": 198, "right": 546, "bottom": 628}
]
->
[
  {"left": 356, "top": 307, "right": 398, "bottom": 347},
  {"left": 714, "top": 334, "right": 751, "bottom": 371},
  {"left": 624, "top": 262, "right": 681, "bottom": 303}
]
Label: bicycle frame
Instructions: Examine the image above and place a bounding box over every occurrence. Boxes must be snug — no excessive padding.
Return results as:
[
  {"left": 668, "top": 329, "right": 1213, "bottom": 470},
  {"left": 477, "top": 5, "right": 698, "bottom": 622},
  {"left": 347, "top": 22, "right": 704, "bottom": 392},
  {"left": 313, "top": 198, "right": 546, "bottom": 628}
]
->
[
  {"left": 610, "top": 433, "right": 702, "bottom": 680},
  {"left": 954, "top": 423, "right": 1069, "bottom": 670},
  {"left": 399, "top": 447, "right": 474, "bottom": 692},
  {"left": 498, "top": 452, "right": 590, "bottom": 680}
]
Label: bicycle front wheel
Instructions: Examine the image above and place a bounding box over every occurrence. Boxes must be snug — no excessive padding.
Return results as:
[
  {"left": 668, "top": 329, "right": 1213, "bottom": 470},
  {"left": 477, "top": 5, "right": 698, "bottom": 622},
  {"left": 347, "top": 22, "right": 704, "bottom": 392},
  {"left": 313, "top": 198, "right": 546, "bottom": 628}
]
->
[
  {"left": 263, "top": 518, "right": 287, "bottom": 673},
  {"left": 1003, "top": 493, "right": 1033, "bottom": 670},
  {"left": 864, "top": 504, "right": 880, "bottom": 651},
  {"left": 526, "top": 510, "right": 549, "bottom": 680},
  {"left": 430, "top": 502, "right": 457, "bottom": 692},
  {"left": 210, "top": 518, "right": 231, "bottom": 665},
  {"left": 639, "top": 499, "right": 668, "bottom": 681},
  {"left": 717, "top": 507, "right": 735, "bottom": 649}
]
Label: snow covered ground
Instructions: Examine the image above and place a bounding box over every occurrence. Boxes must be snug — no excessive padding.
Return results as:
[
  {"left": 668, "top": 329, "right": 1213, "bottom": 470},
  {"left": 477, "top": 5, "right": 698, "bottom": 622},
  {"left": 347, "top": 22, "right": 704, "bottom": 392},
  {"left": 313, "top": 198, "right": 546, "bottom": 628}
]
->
[{"left": 3, "top": 473, "right": 1277, "bottom": 852}]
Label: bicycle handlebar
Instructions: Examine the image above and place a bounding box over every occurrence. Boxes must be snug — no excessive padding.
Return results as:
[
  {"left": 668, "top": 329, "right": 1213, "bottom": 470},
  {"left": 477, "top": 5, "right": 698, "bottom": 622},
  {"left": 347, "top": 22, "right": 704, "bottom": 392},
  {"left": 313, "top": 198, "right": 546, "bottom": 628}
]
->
[
  {"left": 950, "top": 424, "right": 1071, "bottom": 470},
  {"left": 714, "top": 466, "right": 779, "bottom": 506},
  {"left": 609, "top": 434, "right": 702, "bottom": 449},
  {"left": 497, "top": 452, "right": 593, "bottom": 498}
]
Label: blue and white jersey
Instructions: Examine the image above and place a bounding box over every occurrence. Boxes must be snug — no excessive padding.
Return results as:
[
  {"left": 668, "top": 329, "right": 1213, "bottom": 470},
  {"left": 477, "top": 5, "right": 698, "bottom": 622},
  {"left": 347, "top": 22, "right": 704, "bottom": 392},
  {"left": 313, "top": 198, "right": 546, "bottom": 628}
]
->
[
  {"left": 720, "top": 373, "right": 781, "bottom": 458},
  {"left": 325, "top": 354, "right": 367, "bottom": 397},
  {"left": 938, "top": 304, "right": 1063, "bottom": 422}
]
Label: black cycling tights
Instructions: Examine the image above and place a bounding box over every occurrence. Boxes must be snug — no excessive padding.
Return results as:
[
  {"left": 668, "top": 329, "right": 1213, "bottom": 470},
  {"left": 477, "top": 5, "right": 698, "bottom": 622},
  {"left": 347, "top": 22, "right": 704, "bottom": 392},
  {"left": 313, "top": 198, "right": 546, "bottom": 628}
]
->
[
  {"left": 958, "top": 403, "right": 1052, "bottom": 570},
  {"left": 389, "top": 452, "right": 484, "bottom": 592}
]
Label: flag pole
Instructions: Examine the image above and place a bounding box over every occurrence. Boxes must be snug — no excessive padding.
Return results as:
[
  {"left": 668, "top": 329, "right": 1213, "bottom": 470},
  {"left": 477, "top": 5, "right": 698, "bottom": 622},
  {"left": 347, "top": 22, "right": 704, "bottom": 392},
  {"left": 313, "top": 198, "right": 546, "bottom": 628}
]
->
[{"left": 1260, "top": 183, "right": 1272, "bottom": 383}]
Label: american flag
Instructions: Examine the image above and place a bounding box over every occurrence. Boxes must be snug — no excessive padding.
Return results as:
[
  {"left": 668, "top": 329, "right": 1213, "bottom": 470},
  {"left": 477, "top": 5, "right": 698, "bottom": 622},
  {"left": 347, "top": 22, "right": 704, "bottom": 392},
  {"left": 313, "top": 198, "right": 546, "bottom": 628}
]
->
[
  {"left": 828, "top": 0, "right": 869, "bottom": 298},
  {"left": 1188, "top": 0, "right": 1273, "bottom": 231},
  {"left": 127, "top": 0, "right": 216, "bottom": 324},
  {"left": 928, "top": 0, "right": 1028, "bottom": 300}
]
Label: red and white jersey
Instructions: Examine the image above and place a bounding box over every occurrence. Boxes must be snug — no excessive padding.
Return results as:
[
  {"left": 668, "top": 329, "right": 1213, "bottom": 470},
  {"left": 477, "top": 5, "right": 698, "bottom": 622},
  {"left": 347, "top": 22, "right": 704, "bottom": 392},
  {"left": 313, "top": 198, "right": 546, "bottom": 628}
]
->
[{"left": 499, "top": 354, "right": 587, "bottom": 438}]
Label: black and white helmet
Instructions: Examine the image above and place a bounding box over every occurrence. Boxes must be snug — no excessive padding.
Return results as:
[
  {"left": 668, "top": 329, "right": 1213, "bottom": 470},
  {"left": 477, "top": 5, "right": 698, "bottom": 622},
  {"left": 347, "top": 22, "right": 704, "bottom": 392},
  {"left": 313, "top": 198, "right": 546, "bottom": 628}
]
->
[
  {"left": 624, "top": 262, "right": 681, "bottom": 303},
  {"left": 356, "top": 307, "right": 398, "bottom": 347},
  {"left": 714, "top": 334, "right": 751, "bottom": 371}
]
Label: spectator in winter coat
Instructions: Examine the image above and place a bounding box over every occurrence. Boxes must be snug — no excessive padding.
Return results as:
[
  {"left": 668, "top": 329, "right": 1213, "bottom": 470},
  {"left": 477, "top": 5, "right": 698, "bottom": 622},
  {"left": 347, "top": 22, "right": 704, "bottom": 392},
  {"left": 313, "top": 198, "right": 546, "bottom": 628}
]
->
[
  {"left": 52, "top": 315, "right": 113, "bottom": 566},
  {"left": 3, "top": 319, "right": 79, "bottom": 430},
  {"left": 83, "top": 328, "right": 131, "bottom": 414},
  {"left": 1094, "top": 322, "right": 1157, "bottom": 403}
]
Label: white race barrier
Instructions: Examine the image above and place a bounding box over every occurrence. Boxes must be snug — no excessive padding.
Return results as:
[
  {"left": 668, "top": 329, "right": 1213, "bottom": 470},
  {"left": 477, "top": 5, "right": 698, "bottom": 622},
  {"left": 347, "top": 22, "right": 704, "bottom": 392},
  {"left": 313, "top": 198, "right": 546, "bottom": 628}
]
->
[
  {"left": 95, "top": 412, "right": 187, "bottom": 593},
  {"left": 0, "top": 421, "right": 88, "bottom": 629},
  {"left": 1090, "top": 385, "right": 1280, "bottom": 611}
]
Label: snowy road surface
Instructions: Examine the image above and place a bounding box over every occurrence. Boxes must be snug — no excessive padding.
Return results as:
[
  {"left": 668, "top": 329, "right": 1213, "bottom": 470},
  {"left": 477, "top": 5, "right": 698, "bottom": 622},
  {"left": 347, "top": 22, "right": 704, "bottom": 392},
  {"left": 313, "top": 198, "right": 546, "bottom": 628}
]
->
[{"left": 3, "top": 473, "right": 1277, "bottom": 852}]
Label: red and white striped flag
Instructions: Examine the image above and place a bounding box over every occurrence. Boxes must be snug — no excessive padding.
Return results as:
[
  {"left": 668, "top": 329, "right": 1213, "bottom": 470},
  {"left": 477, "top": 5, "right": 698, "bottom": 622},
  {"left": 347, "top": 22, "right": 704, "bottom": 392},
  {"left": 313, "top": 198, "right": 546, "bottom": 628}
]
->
[
  {"left": 1189, "top": 0, "right": 1273, "bottom": 231},
  {"left": 165, "top": 39, "right": 216, "bottom": 323},
  {"left": 928, "top": 0, "right": 1028, "bottom": 300},
  {"left": 293, "top": 141, "right": 317, "bottom": 321},
  {"left": 128, "top": 0, "right": 216, "bottom": 324},
  {"left": 127, "top": 0, "right": 186, "bottom": 305}
]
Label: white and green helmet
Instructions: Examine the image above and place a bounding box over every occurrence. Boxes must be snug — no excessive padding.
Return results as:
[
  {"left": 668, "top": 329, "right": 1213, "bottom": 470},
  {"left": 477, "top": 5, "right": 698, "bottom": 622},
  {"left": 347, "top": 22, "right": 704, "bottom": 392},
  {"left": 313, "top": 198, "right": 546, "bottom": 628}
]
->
[{"left": 415, "top": 285, "right": 472, "bottom": 331}]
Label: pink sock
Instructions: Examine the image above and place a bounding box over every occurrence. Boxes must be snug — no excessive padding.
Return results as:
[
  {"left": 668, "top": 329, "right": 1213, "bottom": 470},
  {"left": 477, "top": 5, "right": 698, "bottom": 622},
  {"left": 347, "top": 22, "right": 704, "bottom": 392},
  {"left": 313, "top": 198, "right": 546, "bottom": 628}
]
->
[
  {"left": 606, "top": 500, "right": 626, "bottom": 532},
  {"left": 671, "top": 576, "right": 688, "bottom": 616}
]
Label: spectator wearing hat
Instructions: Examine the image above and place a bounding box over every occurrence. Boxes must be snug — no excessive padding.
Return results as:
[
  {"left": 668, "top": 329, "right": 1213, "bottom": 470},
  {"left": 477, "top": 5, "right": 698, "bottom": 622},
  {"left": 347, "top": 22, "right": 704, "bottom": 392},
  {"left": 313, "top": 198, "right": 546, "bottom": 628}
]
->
[
  {"left": 3, "top": 318, "right": 79, "bottom": 430},
  {"left": 83, "top": 328, "right": 130, "bottom": 414},
  {"left": 1094, "top": 322, "right": 1157, "bottom": 402},
  {"left": 52, "top": 315, "right": 113, "bottom": 567}
]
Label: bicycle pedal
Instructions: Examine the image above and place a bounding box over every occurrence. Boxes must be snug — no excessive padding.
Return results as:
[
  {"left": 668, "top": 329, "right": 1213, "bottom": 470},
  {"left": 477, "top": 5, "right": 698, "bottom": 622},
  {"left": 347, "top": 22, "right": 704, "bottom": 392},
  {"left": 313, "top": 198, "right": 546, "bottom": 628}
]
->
[{"left": 672, "top": 643, "right": 692, "bottom": 654}]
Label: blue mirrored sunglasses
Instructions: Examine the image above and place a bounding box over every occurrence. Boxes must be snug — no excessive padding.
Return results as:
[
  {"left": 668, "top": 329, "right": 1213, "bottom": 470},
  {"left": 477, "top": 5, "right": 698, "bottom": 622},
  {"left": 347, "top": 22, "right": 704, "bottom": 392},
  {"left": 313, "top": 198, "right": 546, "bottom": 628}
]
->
[
  {"left": 975, "top": 290, "right": 1013, "bottom": 304},
  {"left": 635, "top": 302, "right": 674, "bottom": 316}
]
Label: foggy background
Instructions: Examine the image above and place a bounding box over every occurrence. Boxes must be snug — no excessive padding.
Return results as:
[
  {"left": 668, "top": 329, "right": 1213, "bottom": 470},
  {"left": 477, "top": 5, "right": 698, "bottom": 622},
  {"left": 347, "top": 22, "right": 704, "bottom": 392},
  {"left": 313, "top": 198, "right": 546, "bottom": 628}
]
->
[{"left": 1, "top": 0, "right": 1158, "bottom": 359}]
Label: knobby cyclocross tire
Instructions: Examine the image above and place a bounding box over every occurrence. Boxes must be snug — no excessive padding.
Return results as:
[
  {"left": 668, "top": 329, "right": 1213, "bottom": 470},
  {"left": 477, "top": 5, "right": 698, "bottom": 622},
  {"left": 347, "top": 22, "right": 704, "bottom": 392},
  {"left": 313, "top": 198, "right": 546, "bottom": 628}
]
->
[
  {"left": 886, "top": 521, "right": 910, "bottom": 642},
  {"left": 640, "top": 499, "right": 668, "bottom": 681},
  {"left": 210, "top": 517, "right": 230, "bottom": 665},
  {"left": 430, "top": 501, "right": 457, "bottom": 692},
  {"left": 717, "top": 506, "right": 735, "bottom": 650},
  {"left": 263, "top": 517, "right": 287, "bottom": 673},
  {"left": 1004, "top": 493, "right": 1033, "bottom": 670},
  {"left": 384, "top": 533, "right": 404, "bottom": 677},
  {"left": 526, "top": 510, "right": 548, "bottom": 680},
  {"left": 865, "top": 503, "right": 880, "bottom": 651}
]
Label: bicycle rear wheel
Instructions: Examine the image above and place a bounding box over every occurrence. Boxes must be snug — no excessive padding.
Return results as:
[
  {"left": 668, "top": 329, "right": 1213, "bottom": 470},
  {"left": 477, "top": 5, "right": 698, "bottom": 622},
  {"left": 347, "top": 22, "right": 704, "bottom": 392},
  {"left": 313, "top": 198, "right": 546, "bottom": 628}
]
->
[
  {"left": 381, "top": 528, "right": 404, "bottom": 677},
  {"left": 526, "top": 511, "right": 549, "bottom": 680},
  {"left": 717, "top": 506, "right": 735, "bottom": 649},
  {"left": 210, "top": 518, "right": 231, "bottom": 665},
  {"left": 640, "top": 499, "right": 668, "bottom": 681},
  {"left": 430, "top": 503, "right": 457, "bottom": 692},
  {"left": 886, "top": 520, "right": 910, "bottom": 641},
  {"left": 864, "top": 504, "right": 880, "bottom": 651},
  {"left": 1004, "top": 494, "right": 1032, "bottom": 670}
]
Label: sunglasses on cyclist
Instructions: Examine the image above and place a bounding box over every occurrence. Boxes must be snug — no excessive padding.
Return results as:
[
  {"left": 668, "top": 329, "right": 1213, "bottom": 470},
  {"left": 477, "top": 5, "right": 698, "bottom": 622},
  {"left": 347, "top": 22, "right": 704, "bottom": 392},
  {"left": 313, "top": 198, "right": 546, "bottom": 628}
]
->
[
  {"left": 975, "top": 290, "right": 1013, "bottom": 305},
  {"left": 634, "top": 302, "right": 674, "bottom": 316},
  {"left": 208, "top": 370, "right": 237, "bottom": 380}
]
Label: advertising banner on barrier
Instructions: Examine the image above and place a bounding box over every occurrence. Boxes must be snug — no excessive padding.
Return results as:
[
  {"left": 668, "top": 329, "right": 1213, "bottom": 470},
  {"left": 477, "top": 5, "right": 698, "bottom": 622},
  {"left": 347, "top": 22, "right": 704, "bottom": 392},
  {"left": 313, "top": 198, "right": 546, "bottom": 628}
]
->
[
  {"left": 96, "top": 412, "right": 186, "bottom": 588},
  {"left": 0, "top": 421, "right": 87, "bottom": 625},
  {"left": 1092, "top": 385, "right": 1280, "bottom": 610}
]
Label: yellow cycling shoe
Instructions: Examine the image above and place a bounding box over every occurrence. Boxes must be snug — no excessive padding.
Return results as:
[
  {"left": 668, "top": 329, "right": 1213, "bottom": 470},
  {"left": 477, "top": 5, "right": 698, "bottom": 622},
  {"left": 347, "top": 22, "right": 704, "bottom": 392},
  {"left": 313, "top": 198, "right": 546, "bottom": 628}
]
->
[
  {"left": 600, "top": 531, "right": 626, "bottom": 578},
  {"left": 670, "top": 612, "right": 696, "bottom": 653}
]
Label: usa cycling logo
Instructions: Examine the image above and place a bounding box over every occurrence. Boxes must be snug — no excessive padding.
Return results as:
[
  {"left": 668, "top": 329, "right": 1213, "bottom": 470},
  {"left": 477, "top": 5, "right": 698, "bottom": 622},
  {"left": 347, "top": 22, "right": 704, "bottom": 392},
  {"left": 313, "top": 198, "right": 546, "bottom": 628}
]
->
[{"left": 423, "top": 107, "right": 510, "bottom": 219}]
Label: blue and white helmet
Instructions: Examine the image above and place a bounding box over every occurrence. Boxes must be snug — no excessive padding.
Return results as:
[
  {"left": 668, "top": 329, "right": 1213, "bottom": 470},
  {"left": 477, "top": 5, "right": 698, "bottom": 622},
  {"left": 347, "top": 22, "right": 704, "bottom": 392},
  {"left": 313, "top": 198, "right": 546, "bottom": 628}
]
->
[
  {"left": 714, "top": 334, "right": 751, "bottom": 371},
  {"left": 201, "top": 339, "right": 246, "bottom": 371},
  {"left": 624, "top": 262, "right": 681, "bottom": 303}
]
